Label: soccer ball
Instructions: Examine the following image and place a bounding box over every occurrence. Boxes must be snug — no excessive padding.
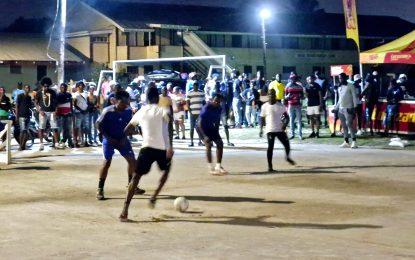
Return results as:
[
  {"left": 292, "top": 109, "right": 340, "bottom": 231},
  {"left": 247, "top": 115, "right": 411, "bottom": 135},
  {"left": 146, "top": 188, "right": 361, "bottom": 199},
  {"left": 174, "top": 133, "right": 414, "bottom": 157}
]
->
[{"left": 174, "top": 197, "right": 189, "bottom": 212}]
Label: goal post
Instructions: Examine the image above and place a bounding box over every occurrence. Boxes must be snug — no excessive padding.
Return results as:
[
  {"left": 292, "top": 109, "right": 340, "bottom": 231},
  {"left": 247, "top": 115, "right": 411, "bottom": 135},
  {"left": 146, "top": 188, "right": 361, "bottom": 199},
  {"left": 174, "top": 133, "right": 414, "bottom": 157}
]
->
[
  {"left": 0, "top": 120, "right": 12, "bottom": 165},
  {"left": 112, "top": 55, "right": 227, "bottom": 83}
]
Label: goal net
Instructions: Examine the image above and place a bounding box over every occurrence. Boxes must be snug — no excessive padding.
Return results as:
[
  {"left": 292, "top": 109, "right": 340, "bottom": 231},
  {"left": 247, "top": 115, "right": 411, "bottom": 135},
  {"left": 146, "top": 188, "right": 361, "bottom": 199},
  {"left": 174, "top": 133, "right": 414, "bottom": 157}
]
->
[{"left": 111, "top": 55, "right": 228, "bottom": 88}]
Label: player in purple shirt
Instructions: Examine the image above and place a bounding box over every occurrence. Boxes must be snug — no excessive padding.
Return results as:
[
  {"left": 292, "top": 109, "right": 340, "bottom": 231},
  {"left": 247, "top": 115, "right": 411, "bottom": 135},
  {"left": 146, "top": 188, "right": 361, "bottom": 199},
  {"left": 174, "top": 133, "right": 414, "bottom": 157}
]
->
[
  {"left": 198, "top": 94, "right": 228, "bottom": 175},
  {"left": 95, "top": 90, "right": 144, "bottom": 200}
]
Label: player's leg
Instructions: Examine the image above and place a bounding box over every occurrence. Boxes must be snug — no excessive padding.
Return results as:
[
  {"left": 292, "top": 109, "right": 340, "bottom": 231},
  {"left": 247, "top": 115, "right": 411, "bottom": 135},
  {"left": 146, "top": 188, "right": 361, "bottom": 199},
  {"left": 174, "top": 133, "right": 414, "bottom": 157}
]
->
[
  {"left": 189, "top": 114, "right": 196, "bottom": 146},
  {"left": 267, "top": 132, "right": 276, "bottom": 172},
  {"left": 221, "top": 112, "right": 234, "bottom": 146},
  {"left": 180, "top": 114, "right": 185, "bottom": 139},
  {"left": 97, "top": 139, "right": 115, "bottom": 200},
  {"left": 119, "top": 141, "right": 145, "bottom": 195},
  {"left": 276, "top": 131, "right": 296, "bottom": 165},
  {"left": 150, "top": 149, "right": 173, "bottom": 207},
  {"left": 38, "top": 112, "right": 46, "bottom": 151},
  {"left": 119, "top": 148, "right": 152, "bottom": 221},
  {"left": 212, "top": 136, "right": 227, "bottom": 175},
  {"left": 51, "top": 112, "right": 59, "bottom": 147}
]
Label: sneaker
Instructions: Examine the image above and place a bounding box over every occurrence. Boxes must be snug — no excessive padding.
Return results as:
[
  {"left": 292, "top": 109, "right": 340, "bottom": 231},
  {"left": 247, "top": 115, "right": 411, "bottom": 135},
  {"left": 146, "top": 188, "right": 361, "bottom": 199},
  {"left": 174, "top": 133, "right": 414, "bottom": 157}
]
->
[
  {"left": 181, "top": 136, "right": 186, "bottom": 140},
  {"left": 188, "top": 143, "right": 194, "bottom": 147},
  {"left": 96, "top": 188, "right": 105, "bottom": 200},
  {"left": 39, "top": 143, "right": 44, "bottom": 151},
  {"left": 212, "top": 166, "right": 228, "bottom": 176},
  {"left": 330, "top": 133, "right": 336, "bottom": 138},
  {"left": 339, "top": 141, "right": 351, "bottom": 148},
  {"left": 148, "top": 197, "right": 156, "bottom": 209},
  {"left": 286, "top": 157, "right": 296, "bottom": 165},
  {"left": 174, "top": 136, "right": 180, "bottom": 140},
  {"left": 356, "top": 130, "right": 362, "bottom": 136},
  {"left": 227, "top": 142, "right": 235, "bottom": 147},
  {"left": 268, "top": 168, "right": 276, "bottom": 173},
  {"left": 68, "top": 142, "right": 75, "bottom": 148},
  {"left": 134, "top": 187, "right": 146, "bottom": 195},
  {"left": 57, "top": 143, "right": 65, "bottom": 149},
  {"left": 289, "top": 136, "right": 295, "bottom": 140},
  {"left": 351, "top": 141, "right": 358, "bottom": 149},
  {"left": 308, "top": 132, "right": 316, "bottom": 138},
  {"left": 84, "top": 142, "right": 90, "bottom": 147},
  {"left": 315, "top": 132, "right": 320, "bottom": 138}
]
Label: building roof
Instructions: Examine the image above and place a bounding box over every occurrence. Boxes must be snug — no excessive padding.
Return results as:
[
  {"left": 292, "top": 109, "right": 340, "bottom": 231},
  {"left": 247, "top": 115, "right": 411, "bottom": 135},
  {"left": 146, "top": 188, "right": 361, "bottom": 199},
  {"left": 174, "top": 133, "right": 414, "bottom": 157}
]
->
[
  {"left": 83, "top": 0, "right": 414, "bottom": 38},
  {"left": 0, "top": 34, "right": 82, "bottom": 62}
]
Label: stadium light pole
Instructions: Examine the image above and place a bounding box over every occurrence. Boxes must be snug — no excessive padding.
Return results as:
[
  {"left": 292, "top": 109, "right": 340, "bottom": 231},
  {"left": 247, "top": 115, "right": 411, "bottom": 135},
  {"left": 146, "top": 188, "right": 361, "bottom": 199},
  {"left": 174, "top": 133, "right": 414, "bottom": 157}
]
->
[
  {"left": 58, "top": 0, "right": 67, "bottom": 84},
  {"left": 260, "top": 9, "right": 271, "bottom": 80}
]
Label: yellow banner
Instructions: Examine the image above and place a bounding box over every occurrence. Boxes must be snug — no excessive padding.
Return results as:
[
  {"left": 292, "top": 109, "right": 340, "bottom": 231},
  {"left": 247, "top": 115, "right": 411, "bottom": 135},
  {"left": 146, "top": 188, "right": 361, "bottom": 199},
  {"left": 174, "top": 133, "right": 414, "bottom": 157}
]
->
[{"left": 343, "top": 0, "right": 360, "bottom": 49}]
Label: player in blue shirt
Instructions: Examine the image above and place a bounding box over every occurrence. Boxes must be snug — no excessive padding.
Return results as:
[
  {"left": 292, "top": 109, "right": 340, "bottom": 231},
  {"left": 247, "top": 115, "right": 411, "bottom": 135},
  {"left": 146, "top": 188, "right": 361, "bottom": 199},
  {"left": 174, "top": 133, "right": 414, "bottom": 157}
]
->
[
  {"left": 95, "top": 90, "right": 144, "bottom": 200},
  {"left": 198, "top": 94, "right": 228, "bottom": 175}
]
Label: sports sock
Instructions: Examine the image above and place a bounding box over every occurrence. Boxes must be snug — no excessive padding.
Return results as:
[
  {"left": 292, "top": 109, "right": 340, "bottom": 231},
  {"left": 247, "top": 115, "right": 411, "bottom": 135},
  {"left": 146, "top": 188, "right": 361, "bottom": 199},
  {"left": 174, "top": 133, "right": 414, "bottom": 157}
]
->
[
  {"left": 215, "top": 163, "right": 221, "bottom": 169},
  {"left": 98, "top": 178, "right": 106, "bottom": 189}
]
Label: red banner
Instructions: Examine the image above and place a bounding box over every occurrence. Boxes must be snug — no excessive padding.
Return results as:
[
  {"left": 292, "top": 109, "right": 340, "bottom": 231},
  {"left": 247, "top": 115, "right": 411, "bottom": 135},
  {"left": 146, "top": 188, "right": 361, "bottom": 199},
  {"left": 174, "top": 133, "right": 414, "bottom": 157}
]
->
[{"left": 330, "top": 65, "right": 353, "bottom": 77}]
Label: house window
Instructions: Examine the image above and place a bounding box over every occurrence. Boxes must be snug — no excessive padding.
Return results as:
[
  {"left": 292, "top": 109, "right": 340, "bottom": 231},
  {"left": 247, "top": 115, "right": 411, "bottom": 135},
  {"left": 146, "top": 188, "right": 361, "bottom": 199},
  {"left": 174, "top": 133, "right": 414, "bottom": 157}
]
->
[
  {"left": 10, "top": 64, "right": 22, "bottom": 74},
  {"left": 231, "top": 35, "right": 242, "bottom": 48},
  {"left": 243, "top": 65, "right": 252, "bottom": 75},
  {"left": 92, "top": 36, "right": 108, "bottom": 43},
  {"left": 144, "top": 32, "right": 156, "bottom": 46},
  {"left": 282, "top": 37, "right": 299, "bottom": 49},
  {"left": 283, "top": 66, "right": 296, "bottom": 74}
]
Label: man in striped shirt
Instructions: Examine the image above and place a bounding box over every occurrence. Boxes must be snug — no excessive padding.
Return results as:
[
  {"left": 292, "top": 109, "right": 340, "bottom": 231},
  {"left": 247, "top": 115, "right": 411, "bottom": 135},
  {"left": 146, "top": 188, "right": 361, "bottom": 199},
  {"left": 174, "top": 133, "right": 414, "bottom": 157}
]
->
[{"left": 186, "top": 82, "right": 205, "bottom": 147}]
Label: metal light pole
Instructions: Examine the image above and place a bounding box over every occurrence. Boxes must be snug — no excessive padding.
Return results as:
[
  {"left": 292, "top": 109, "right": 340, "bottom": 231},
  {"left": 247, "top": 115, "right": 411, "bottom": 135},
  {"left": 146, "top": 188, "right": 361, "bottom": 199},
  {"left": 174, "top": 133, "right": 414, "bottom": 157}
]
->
[
  {"left": 260, "top": 9, "right": 270, "bottom": 80},
  {"left": 58, "top": 0, "right": 67, "bottom": 84}
]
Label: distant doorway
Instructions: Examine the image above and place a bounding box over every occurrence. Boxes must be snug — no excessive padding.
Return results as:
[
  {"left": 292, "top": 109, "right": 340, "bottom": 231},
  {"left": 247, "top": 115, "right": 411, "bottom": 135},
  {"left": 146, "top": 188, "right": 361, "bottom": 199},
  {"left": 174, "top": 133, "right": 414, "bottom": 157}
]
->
[{"left": 37, "top": 65, "right": 47, "bottom": 81}]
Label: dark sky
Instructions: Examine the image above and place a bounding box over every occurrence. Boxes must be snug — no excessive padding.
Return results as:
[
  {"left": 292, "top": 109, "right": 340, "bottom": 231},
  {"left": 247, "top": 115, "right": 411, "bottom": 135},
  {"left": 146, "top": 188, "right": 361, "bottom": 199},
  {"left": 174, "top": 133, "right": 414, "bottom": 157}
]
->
[{"left": 0, "top": 0, "right": 414, "bottom": 28}]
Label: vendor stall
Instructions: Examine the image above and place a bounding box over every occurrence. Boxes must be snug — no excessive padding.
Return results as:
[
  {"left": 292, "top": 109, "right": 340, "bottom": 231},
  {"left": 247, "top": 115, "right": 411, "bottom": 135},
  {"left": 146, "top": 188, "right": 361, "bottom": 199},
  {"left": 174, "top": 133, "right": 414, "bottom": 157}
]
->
[{"left": 359, "top": 30, "right": 415, "bottom": 135}]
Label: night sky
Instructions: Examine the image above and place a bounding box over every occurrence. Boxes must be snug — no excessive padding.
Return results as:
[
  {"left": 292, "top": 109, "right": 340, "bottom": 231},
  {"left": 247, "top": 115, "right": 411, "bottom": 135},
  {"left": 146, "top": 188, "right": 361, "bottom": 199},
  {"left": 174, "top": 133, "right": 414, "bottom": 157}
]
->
[{"left": 0, "top": 0, "right": 414, "bottom": 29}]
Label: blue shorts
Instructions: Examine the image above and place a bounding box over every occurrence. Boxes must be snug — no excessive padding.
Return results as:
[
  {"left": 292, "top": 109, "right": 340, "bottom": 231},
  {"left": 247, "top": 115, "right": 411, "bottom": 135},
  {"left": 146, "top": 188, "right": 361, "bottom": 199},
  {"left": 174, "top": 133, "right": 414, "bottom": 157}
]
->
[{"left": 102, "top": 138, "right": 135, "bottom": 161}]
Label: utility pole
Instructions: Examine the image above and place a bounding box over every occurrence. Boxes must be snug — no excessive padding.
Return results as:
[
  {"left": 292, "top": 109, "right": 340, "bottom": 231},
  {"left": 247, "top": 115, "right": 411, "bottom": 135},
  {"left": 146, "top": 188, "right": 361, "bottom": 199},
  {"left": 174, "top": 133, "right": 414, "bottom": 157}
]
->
[
  {"left": 260, "top": 9, "right": 270, "bottom": 80},
  {"left": 58, "top": 0, "right": 67, "bottom": 84}
]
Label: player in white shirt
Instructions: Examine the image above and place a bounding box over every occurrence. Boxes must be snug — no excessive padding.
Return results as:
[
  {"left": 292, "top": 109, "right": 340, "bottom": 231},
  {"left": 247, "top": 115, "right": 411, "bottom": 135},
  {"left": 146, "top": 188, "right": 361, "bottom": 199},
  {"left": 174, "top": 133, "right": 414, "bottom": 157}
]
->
[
  {"left": 260, "top": 89, "right": 296, "bottom": 172},
  {"left": 119, "top": 87, "right": 174, "bottom": 222}
]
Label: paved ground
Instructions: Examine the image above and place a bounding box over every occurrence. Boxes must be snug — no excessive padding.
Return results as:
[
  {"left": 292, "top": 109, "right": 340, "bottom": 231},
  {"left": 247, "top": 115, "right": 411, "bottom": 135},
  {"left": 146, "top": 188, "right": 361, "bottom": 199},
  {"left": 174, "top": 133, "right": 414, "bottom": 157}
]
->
[{"left": 0, "top": 135, "right": 414, "bottom": 259}]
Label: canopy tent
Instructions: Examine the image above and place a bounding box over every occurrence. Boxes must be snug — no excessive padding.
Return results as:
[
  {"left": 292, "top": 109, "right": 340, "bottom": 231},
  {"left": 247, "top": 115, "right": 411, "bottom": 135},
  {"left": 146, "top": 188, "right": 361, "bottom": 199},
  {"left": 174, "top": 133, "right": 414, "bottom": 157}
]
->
[{"left": 360, "top": 30, "right": 415, "bottom": 64}]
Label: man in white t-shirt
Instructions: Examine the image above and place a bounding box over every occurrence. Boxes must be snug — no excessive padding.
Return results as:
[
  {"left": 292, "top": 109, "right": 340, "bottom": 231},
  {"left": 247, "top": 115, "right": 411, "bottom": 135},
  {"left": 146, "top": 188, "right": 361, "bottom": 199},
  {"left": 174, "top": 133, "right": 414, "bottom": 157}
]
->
[
  {"left": 119, "top": 87, "right": 174, "bottom": 222},
  {"left": 73, "top": 81, "right": 90, "bottom": 147},
  {"left": 260, "top": 89, "right": 296, "bottom": 172}
]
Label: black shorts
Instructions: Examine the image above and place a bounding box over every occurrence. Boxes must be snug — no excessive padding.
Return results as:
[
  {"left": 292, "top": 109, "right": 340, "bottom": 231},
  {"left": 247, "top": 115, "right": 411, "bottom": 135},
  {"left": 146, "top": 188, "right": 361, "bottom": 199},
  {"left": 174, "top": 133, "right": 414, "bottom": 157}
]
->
[
  {"left": 206, "top": 133, "right": 223, "bottom": 146},
  {"left": 136, "top": 147, "right": 171, "bottom": 175}
]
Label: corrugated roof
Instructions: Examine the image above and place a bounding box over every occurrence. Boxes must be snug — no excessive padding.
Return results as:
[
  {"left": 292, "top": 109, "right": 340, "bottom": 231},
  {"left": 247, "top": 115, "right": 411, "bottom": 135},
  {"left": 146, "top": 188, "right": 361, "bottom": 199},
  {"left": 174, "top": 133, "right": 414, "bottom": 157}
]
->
[
  {"left": 0, "top": 34, "right": 82, "bottom": 62},
  {"left": 84, "top": 0, "right": 414, "bottom": 38}
]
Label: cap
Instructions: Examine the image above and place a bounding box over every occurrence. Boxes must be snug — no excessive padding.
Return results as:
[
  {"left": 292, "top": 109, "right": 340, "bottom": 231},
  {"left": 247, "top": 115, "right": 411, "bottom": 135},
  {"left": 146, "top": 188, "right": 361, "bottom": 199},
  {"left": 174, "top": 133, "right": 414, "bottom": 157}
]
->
[{"left": 353, "top": 74, "right": 362, "bottom": 81}]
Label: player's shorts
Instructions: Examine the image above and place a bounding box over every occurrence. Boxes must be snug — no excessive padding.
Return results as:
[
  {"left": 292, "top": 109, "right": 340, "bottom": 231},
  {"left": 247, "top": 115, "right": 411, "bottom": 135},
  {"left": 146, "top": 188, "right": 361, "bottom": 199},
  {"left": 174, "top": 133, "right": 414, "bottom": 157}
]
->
[
  {"left": 19, "top": 117, "right": 30, "bottom": 131},
  {"left": 102, "top": 138, "right": 135, "bottom": 161},
  {"left": 199, "top": 129, "right": 223, "bottom": 147},
  {"left": 39, "top": 111, "right": 58, "bottom": 130},
  {"left": 307, "top": 106, "right": 321, "bottom": 116},
  {"left": 173, "top": 111, "right": 185, "bottom": 121},
  {"left": 136, "top": 147, "right": 171, "bottom": 175}
]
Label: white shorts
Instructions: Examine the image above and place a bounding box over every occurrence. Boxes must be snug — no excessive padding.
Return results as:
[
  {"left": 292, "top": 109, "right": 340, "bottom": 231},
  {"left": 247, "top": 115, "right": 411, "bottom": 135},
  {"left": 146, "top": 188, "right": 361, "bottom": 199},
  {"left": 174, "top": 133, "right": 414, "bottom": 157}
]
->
[
  {"left": 39, "top": 112, "right": 58, "bottom": 130},
  {"left": 173, "top": 111, "right": 185, "bottom": 121},
  {"left": 307, "top": 106, "right": 321, "bottom": 116}
]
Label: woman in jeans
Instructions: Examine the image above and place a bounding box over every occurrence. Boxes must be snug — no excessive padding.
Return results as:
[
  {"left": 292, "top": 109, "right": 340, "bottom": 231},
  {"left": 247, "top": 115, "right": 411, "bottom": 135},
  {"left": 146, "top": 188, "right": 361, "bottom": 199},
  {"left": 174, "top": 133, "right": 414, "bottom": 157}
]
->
[{"left": 87, "top": 85, "right": 100, "bottom": 146}]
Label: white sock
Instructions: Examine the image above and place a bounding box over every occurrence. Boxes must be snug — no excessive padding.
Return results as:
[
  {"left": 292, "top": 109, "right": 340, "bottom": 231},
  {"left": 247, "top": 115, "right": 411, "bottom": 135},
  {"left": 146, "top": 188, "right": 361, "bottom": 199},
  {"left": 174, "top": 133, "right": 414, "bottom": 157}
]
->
[{"left": 216, "top": 163, "right": 221, "bottom": 169}]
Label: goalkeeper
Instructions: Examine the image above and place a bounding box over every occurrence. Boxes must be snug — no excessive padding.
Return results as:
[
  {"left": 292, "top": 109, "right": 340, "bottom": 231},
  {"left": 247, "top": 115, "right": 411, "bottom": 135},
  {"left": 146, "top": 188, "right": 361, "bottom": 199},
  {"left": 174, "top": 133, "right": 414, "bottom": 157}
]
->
[{"left": 259, "top": 89, "right": 296, "bottom": 172}]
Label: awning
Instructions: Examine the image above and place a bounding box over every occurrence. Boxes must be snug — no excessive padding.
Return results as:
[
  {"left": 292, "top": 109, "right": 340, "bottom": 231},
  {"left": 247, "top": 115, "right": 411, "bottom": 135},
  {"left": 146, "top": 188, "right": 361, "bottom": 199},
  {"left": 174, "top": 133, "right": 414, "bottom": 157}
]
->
[{"left": 360, "top": 30, "right": 415, "bottom": 64}]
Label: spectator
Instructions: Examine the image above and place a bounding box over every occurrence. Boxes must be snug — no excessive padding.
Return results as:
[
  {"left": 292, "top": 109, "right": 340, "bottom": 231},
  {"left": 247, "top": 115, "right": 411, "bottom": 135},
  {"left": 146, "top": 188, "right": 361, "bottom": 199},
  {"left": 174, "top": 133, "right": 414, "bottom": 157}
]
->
[
  {"left": 314, "top": 71, "right": 329, "bottom": 127},
  {"left": 334, "top": 73, "right": 358, "bottom": 148},
  {"left": 159, "top": 85, "right": 174, "bottom": 144},
  {"left": 56, "top": 83, "right": 74, "bottom": 148},
  {"left": 241, "top": 81, "right": 258, "bottom": 127},
  {"left": 305, "top": 75, "right": 322, "bottom": 138},
  {"left": 15, "top": 85, "right": 33, "bottom": 150},
  {"left": 268, "top": 74, "right": 285, "bottom": 102},
  {"left": 353, "top": 74, "right": 364, "bottom": 136},
  {"left": 232, "top": 74, "right": 244, "bottom": 128},
  {"left": 384, "top": 79, "right": 404, "bottom": 136},
  {"left": 186, "top": 82, "right": 205, "bottom": 147},
  {"left": 87, "top": 85, "right": 100, "bottom": 146},
  {"left": 331, "top": 83, "right": 341, "bottom": 137},
  {"left": 35, "top": 77, "right": 59, "bottom": 151},
  {"left": 73, "top": 81, "right": 90, "bottom": 147},
  {"left": 0, "top": 86, "right": 11, "bottom": 120},
  {"left": 285, "top": 72, "right": 304, "bottom": 140},
  {"left": 362, "top": 73, "right": 379, "bottom": 136},
  {"left": 171, "top": 87, "right": 186, "bottom": 139},
  {"left": 12, "top": 82, "right": 25, "bottom": 103}
]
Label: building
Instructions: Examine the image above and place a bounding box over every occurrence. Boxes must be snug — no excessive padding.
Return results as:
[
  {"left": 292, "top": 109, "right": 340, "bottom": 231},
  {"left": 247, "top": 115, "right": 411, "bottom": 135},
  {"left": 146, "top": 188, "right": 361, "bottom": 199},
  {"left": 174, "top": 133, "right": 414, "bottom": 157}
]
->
[
  {"left": 0, "top": 33, "right": 84, "bottom": 91},
  {"left": 67, "top": 0, "right": 415, "bottom": 80}
]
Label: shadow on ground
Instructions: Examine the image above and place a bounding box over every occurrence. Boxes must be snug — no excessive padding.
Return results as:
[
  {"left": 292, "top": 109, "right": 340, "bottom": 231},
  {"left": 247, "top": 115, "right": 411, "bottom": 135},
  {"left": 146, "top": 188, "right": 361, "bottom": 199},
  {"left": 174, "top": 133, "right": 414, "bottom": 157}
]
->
[
  {"left": 135, "top": 215, "right": 382, "bottom": 230},
  {"left": 107, "top": 195, "right": 294, "bottom": 204}
]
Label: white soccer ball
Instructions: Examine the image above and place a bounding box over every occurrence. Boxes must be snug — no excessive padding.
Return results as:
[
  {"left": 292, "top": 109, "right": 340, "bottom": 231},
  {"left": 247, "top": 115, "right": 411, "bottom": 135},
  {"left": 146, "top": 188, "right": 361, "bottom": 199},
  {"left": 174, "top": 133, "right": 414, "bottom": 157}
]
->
[{"left": 174, "top": 197, "right": 189, "bottom": 212}]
